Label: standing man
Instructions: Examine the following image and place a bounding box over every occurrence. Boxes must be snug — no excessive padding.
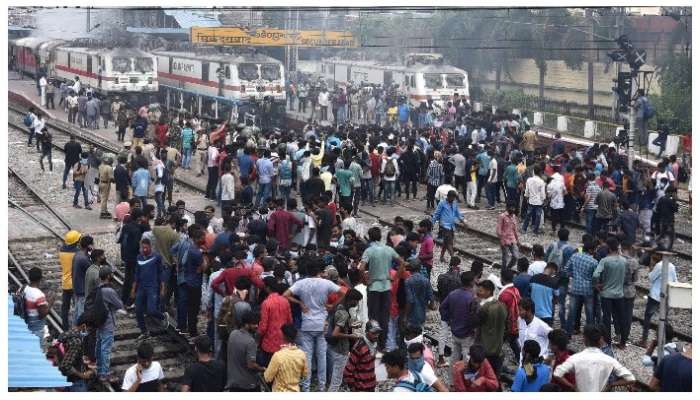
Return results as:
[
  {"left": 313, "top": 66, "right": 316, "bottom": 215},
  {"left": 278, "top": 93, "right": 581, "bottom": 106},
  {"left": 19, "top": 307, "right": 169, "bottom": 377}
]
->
[
  {"left": 22, "top": 267, "right": 52, "bottom": 343},
  {"left": 255, "top": 149, "right": 274, "bottom": 207},
  {"left": 517, "top": 298, "right": 552, "bottom": 364},
  {"left": 264, "top": 323, "right": 309, "bottom": 392},
  {"left": 132, "top": 239, "right": 168, "bottom": 340},
  {"left": 565, "top": 241, "right": 599, "bottom": 335},
  {"left": 475, "top": 279, "right": 508, "bottom": 380},
  {"left": 521, "top": 165, "right": 546, "bottom": 235},
  {"left": 496, "top": 205, "right": 520, "bottom": 271},
  {"left": 432, "top": 190, "right": 465, "bottom": 263},
  {"left": 225, "top": 312, "right": 266, "bottom": 391},
  {"left": 71, "top": 235, "right": 94, "bottom": 326},
  {"left": 94, "top": 265, "right": 125, "bottom": 383},
  {"left": 132, "top": 160, "right": 150, "bottom": 210},
  {"left": 439, "top": 271, "right": 480, "bottom": 363},
  {"left": 98, "top": 156, "right": 114, "bottom": 219},
  {"left": 592, "top": 237, "right": 627, "bottom": 348},
  {"left": 343, "top": 320, "right": 382, "bottom": 392},
  {"left": 181, "top": 336, "right": 226, "bottom": 392},
  {"left": 357, "top": 227, "right": 404, "bottom": 351},
  {"left": 59, "top": 230, "right": 81, "bottom": 327},
  {"left": 63, "top": 135, "right": 83, "bottom": 189}
]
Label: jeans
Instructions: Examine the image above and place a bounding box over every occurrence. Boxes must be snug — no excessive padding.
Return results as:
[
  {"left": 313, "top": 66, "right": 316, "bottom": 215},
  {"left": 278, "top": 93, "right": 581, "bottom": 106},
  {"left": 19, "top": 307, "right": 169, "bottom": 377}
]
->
[
  {"left": 506, "top": 187, "right": 519, "bottom": 208},
  {"left": 437, "top": 319, "right": 450, "bottom": 356},
  {"left": 279, "top": 184, "right": 292, "bottom": 206},
  {"left": 256, "top": 182, "right": 272, "bottom": 207},
  {"left": 177, "top": 284, "right": 201, "bottom": 336},
  {"left": 73, "top": 295, "right": 85, "bottom": 327},
  {"left": 426, "top": 184, "right": 438, "bottom": 209},
  {"left": 521, "top": 204, "right": 543, "bottom": 233},
  {"left": 557, "top": 285, "right": 568, "bottom": 328},
  {"left": 69, "top": 379, "right": 88, "bottom": 392},
  {"left": 182, "top": 148, "right": 193, "bottom": 169},
  {"left": 73, "top": 181, "right": 89, "bottom": 207},
  {"left": 361, "top": 178, "right": 374, "bottom": 204},
  {"left": 451, "top": 334, "right": 474, "bottom": 364},
  {"left": 622, "top": 297, "right": 635, "bottom": 346},
  {"left": 500, "top": 243, "right": 519, "bottom": 270},
  {"left": 403, "top": 177, "right": 418, "bottom": 199},
  {"left": 476, "top": 174, "right": 487, "bottom": 202},
  {"left": 382, "top": 179, "right": 395, "bottom": 203},
  {"left": 27, "top": 316, "right": 46, "bottom": 340},
  {"left": 135, "top": 287, "right": 164, "bottom": 333},
  {"left": 137, "top": 195, "right": 148, "bottom": 210},
  {"left": 328, "top": 349, "right": 349, "bottom": 391},
  {"left": 336, "top": 104, "right": 347, "bottom": 125},
  {"left": 486, "top": 182, "right": 498, "bottom": 207},
  {"left": 95, "top": 328, "right": 114, "bottom": 377},
  {"left": 40, "top": 151, "right": 53, "bottom": 171},
  {"left": 567, "top": 293, "right": 595, "bottom": 335},
  {"left": 367, "top": 290, "right": 391, "bottom": 349},
  {"left": 386, "top": 316, "right": 399, "bottom": 352},
  {"left": 61, "top": 289, "right": 74, "bottom": 328},
  {"left": 299, "top": 331, "right": 327, "bottom": 391},
  {"left": 154, "top": 191, "right": 165, "bottom": 218},
  {"left": 206, "top": 166, "right": 219, "bottom": 198},
  {"left": 585, "top": 209, "right": 597, "bottom": 234},
  {"left": 641, "top": 297, "right": 660, "bottom": 342},
  {"left": 601, "top": 297, "right": 625, "bottom": 344}
]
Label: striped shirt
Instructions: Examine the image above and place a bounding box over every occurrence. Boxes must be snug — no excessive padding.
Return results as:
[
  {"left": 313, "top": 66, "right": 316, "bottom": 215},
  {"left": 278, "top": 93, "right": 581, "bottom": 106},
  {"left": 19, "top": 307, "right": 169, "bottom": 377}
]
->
[
  {"left": 427, "top": 160, "right": 444, "bottom": 187},
  {"left": 584, "top": 182, "right": 602, "bottom": 210},
  {"left": 343, "top": 338, "right": 377, "bottom": 391}
]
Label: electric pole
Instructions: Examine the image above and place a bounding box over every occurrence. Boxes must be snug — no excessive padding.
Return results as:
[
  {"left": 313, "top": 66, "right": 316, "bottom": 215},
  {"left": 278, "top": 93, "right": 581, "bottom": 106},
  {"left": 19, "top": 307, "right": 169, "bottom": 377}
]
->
[{"left": 586, "top": 8, "right": 595, "bottom": 119}]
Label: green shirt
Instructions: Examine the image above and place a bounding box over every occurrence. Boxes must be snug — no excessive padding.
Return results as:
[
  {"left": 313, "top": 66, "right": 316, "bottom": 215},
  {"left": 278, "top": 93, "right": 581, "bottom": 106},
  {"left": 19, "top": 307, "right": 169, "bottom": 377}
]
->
[
  {"left": 593, "top": 255, "right": 627, "bottom": 299},
  {"left": 349, "top": 162, "right": 363, "bottom": 188},
  {"left": 478, "top": 299, "right": 508, "bottom": 356},
  {"left": 361, "top": 242, "right": 400, "bottom": 292},
  {"left": 335, "top": 168, "right": 354, "bottom": 197},
  {"left": 503, "top": 164, "right": 520, "bottom": 189}
]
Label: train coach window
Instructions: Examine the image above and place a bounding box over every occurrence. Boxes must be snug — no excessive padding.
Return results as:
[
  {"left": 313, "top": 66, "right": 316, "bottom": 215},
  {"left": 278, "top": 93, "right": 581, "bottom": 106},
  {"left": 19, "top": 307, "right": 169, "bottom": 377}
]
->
[
  {"left": 135, "top": 58, "right": 153, "bottom": 73},
  {"left": 423, "top": 74, "right": 443, "bottom": 89},
  {"left": 112, "top": 57, "right": 131, "bottom": 73},
  {"left": 410, "top": 75, "right": 415, "bottom": 88},
  {"left": 445, "top": 74, "right": 464, "bottom": 88},
  {"left": 261, "top": 64, "right": 281, "bottom": 81},
  {"left": 239, "top": 63, "right": 259, "bottom": 81},
  {"left": 225, "top": 65, "right": 231, "bottom": 79},
  {"left": 202, "top": 62, "right": 210, "bottom": 81}
]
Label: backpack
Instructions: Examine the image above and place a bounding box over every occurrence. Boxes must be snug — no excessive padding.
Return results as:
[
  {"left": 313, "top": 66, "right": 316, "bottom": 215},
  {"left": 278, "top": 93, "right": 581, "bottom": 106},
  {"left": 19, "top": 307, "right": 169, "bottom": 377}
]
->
[
  {"left": 84, "top": 285, "right": 109, "bottom": 328},
  {"left": 546, "top": 242, "right": 566, "bottom": 269},
  {"left": 394, "top": 370, "right": 434, "bottom": 392},
  {"left": 384, "top": 158, "right": 397, "bottom": 177},
  {"left": 217, "top": 294, "right": 243, "bottom": 342},
  {"left": 23, "top": 113, "right": 34, "bottom": 127},
  {"left": 12, "top": 286, "right": 28, "bottom": 321},
  {"left": 643, "top": 101, "right": 656, "bottom": 120}
]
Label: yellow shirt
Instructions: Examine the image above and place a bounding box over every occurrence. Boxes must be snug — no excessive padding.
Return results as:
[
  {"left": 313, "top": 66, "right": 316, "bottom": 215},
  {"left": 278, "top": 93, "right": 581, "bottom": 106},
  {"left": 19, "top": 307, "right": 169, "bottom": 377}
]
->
[
  {"left": 59, "top": 249, "right": 77, "bottom": 290},
  {"left": 264, "top": 344, "right": 309, "bottom": 392},
  {"left": 311, "top": 140, "right": 325, "bottom": 168}
]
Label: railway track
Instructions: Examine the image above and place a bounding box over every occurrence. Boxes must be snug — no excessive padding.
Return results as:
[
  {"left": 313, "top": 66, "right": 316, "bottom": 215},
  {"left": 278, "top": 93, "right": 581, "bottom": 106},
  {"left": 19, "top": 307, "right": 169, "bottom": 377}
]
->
[
  {"left": 7, "top": 164, "right": 195, "bottom": 391},
  {"left": 359, "top": 202, "right": 691, "bottom": 344}
]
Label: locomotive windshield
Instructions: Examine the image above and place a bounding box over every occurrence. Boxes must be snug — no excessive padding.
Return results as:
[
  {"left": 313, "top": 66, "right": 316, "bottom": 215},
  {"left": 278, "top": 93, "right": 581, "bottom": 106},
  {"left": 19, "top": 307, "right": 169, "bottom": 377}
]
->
[
  {"left": 135, "top": 57, "right": 153, "bottom": 73},
  {"left": 423, "top": 74, "right": 443, "bottom": 89},
  {"left": 112, "top": 57, "right": 131, "bottom": 73},
  {"left": 238, "top": 63, "right": 259, "bottom": 81},
  {"left": 445, "top": 74, "right": 465, "bottom": 88},
  {"left": 260, "top": 63, "right": 281, "bottom": 81}
]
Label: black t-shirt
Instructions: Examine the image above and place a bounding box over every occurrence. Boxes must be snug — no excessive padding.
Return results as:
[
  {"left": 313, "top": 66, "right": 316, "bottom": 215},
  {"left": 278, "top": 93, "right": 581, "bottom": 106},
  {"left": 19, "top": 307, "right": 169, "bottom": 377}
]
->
[
  {"left": 654, "top": 353, "right": 692, "bottom": 392},
  {"left": 315, "top": 208, "right": 333, "bottom": 247},
  {"left": 182, "top": 360, "right": 227, "bottom": 392}
]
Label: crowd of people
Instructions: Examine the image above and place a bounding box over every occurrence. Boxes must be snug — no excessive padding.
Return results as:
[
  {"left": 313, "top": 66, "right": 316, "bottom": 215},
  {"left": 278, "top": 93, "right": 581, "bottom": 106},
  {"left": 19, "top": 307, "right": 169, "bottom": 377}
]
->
[{"left": 15, "top": 79, "right": 692, "bottom": 393}]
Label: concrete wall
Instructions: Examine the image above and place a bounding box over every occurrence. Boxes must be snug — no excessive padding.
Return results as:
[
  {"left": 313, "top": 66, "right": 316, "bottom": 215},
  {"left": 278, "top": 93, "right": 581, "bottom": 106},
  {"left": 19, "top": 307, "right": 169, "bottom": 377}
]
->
[{"left": 478, "top": 58, "right": 661, "bottom": 107}]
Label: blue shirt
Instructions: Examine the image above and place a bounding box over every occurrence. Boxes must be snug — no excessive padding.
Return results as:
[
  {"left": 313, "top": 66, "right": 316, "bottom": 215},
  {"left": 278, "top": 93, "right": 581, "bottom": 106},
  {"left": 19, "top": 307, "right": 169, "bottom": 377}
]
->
[
  {"left": 439, "top": 288, "right": 478, "bottom": 338},
  {"left": 529, "top": 274, "right": 558, "bottom": 319},
  {"left": 255, "top": 157, "right": 274, "bottom": 184},
  {"left": 477, "top": 151, "right": 490, "bottom": 176},
  {"left": 181, "top": 127, "right": 194, "bottom": 149},
  {"left": 398, "top": 104, "right": 410, "bottom": 122},
  {"left": 565, "top": 252, "right": 597, "bottom": 296},
  {"left": 405, "top": 273, "right": 432, "bottom": 327},
  {"left": 514, "top": 273, "right": 531, "bottom": 298},
  {"left": 238, "top": 154, "right": 254, "bottom": 178},
  {"left": 132, "top": 168, "right": 150, "bottom": 197},
  {"left": 648, "top": 261, "right": 677, "bottom": 302},
  {"left": 511, "top": 363, "right": 551, "bottom": 392},
  {"left": 432, "top": 199, "right": 463, "bottom": 230},
  {"left": 326, "top": 135, "right": 341, "bottom": 149},
  {"left": 135, "top": 253, "right": 163, "bottom": 289},
  {"left": 183, "top": 246, "right": 204, "bottom": 288}
]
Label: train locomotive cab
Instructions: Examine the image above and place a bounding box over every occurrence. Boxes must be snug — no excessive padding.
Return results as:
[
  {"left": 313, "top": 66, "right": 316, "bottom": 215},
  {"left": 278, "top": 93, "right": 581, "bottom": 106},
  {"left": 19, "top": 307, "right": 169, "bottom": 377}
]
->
[
  {"left": 98, "top": 49, "right": 159, "bottom": 93},
  {"left": 412, "top": 68, "right": 469, "bottom": 108},
  {"left": 236, "top": 58, "right": 285, "bottom": 104}
]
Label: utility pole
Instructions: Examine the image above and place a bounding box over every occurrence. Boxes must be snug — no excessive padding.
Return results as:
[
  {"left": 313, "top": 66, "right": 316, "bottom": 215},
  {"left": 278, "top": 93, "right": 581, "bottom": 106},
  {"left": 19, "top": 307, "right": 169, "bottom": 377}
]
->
[
  {"left": 586, "top": 8, "right": 595, "bottom": 119},
  {"left": 86, "top": 7, "right": 91, "bottom": 33},
  {"left": 628, "top": 82, "right": 636, "bottom": 170},
  {"left": 614, "top": 7, "right": 623, "bottom": 121}
]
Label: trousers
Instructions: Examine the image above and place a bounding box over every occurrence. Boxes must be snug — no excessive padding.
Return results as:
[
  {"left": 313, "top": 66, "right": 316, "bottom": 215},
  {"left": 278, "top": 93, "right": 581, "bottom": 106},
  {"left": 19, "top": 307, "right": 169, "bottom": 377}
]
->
[{"left": 367, "top": 290, "right": 391, "bottom": 349}]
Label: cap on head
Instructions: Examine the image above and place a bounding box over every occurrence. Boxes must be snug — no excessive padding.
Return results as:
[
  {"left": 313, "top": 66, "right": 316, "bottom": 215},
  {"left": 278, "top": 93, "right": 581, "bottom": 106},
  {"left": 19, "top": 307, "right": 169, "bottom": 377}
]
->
[
  {"left": 64, "top": 230, "right": 82, "bottom": 245},
  {"left": 366, "top": 319, "right": 383, "bottom": 333}
]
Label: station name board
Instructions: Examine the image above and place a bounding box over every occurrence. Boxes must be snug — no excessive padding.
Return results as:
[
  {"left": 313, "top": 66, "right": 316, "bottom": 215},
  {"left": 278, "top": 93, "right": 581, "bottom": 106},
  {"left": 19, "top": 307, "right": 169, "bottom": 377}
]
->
[{"left": 191, "top": 27, "right": 358, "bottom": 48}]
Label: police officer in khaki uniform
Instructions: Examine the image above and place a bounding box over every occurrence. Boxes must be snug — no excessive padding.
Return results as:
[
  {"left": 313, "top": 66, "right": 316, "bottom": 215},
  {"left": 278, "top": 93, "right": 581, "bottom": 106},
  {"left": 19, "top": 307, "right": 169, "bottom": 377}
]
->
[{"left": 98, "top": 156, "right": 114, "bottom": 218}]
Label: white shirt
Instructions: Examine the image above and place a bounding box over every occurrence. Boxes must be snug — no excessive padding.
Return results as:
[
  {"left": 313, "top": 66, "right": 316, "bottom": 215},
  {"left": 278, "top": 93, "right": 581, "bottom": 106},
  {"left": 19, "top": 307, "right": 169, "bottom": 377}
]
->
[
  {"left": 547, "top": 178, "right": 566, "bottom": 209},
  {"left": 220, "top": 173, "right": 235, "bottom": 201},
  {"left": 524, "top": 175, "right": 546, "bottom": 206},
  {"left": 121, "top": 361, "right": 164, "bottom": 390},
  {"left": 318, "top": 91, "right": 330, "bottom": 107},
  {"left": 487, "top": 158, "right": 498, "bottom": 183},
  {"left": 207, "top": 146, "right": 219, "bottom": 168},
  {"left": 153, "top": 161, "right": 165, "bottom": 192},
  {"left": 381, "top": 157, "right": 399, "bottom": 182},
  {"left": 39, "top": 77, "right": 47, "bottom": 88},
  {"left": 528, "top": 260, "right": 547, "bottom": 276},
  {"left": 72, "top": 80, "right": 81, "bottom": 94},
  {"left": 32, "top": 117, "right": 45, "bottom": 132},
  {"left": 553, "top": 347, "right": 635, "bottom": 391},
  {"left": 517, "top": 316, "right": 552, "bottom": 364}
]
